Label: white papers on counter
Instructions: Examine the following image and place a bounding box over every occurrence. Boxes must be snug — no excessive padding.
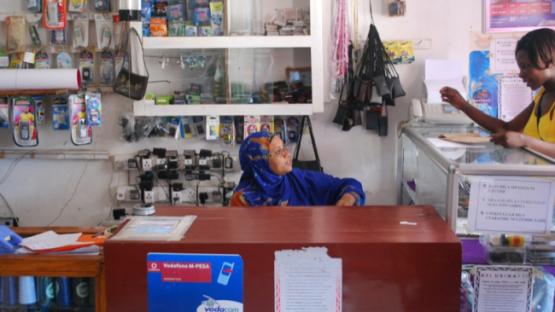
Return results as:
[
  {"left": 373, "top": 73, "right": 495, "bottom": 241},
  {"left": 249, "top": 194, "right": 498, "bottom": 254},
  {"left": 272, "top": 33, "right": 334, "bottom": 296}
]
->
[
  {"left": 274, "top": 247, "right": 342, "bottom": 312},
  {"left": 16, "top": 231, "right": 99, "bottom": 255},
  {"left": 110, "top": 216, "right": 197, "bottom": 241},
  {"left": 468, "top": 177, "right": 555, "bottom": 234},
  {"left": 474, "top": 265, "right": 534, "bottom": 312},
  {"left": 424, "top": 59, "right": 467, "bottom": 104}
]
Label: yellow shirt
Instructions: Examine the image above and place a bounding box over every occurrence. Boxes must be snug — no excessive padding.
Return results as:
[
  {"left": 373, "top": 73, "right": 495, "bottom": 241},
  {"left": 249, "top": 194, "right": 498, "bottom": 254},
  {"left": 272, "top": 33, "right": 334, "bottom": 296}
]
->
[{"left": 523, "top": 87, "right": 555, "bottom": 142}]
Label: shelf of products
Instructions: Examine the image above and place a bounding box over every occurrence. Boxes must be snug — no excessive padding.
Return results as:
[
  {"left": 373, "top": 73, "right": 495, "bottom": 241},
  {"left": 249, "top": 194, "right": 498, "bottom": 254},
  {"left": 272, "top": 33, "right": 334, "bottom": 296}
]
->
[
  {"left": 0, "top": 227, "right": 105, "bottom": 312},
  {"left": 132, "top": 0, "right": 323, "bottom": 116}
]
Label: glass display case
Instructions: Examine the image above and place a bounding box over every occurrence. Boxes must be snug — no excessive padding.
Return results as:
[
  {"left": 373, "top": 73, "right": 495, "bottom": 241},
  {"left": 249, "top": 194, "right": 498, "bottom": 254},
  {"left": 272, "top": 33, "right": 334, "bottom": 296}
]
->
[
  {"left": 398, "top": 122, "right": 555, "bottom": 235},
  {"left": 133, "top": 0, "right": 323, "bottom": 116}
]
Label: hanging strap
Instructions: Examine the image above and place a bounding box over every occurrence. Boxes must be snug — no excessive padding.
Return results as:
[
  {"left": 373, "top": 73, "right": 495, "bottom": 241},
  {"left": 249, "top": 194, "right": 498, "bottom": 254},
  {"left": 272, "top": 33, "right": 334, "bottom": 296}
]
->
[{"left": 294, "top": 116, "right": 321, "bottom": 163}]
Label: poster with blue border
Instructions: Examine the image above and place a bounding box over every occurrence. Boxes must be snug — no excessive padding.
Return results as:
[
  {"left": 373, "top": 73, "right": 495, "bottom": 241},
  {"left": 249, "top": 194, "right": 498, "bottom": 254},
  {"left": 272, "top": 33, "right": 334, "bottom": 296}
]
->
[
  {"left": 469, "top": 51, "right": 499, "bottom": 119},
  {"left": 147, "top": 253, "right": 244, "bottom": 312}
]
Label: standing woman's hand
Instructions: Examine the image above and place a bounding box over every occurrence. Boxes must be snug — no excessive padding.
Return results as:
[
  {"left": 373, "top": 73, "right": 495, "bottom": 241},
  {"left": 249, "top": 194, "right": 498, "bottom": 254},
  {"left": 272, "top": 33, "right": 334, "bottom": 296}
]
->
[
  {"left": 336, "top": 193, "right": 357, "bottom": 206},
  {"left": 440, "top": 87, "right": 467, "bottom": 110}
]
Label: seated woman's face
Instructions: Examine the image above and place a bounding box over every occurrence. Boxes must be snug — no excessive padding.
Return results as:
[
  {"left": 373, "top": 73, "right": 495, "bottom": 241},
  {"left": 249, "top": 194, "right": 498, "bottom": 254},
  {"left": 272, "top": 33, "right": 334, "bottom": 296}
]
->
[{"left": 268, "top": 135, "right": 293, "bottom": 175}]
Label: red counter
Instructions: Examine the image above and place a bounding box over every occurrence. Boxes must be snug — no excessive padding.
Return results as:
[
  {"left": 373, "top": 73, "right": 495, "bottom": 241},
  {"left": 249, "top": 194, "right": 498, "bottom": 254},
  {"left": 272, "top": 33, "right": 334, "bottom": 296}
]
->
[{"left": 104, "top": 206, "right": 461, "bottom": 312}]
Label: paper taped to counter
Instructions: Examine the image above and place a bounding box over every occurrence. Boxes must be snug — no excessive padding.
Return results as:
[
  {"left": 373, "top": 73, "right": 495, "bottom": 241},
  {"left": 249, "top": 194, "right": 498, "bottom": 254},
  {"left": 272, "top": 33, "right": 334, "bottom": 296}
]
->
[
  {"left": 274, "top": 247, "right": 342, "bottom": 312},
  {"left": 110, "top": 216, "right": 197, "bottom": 241}
]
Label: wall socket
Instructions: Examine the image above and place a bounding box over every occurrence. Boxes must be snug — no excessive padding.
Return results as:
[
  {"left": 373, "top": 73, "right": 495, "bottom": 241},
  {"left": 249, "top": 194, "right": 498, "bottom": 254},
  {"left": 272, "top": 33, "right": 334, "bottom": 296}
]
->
[
  {"left": 116, "top": 186, "right": 139, "bottom": 201},
  {"left": 144, "top": 190, "right": 155, "bottom": 204},
  {"left": 172, "top": 191, "right": 183, "bottom": 204},
  {"left": 142, "top": 158, "right": 153, "bottom": 171}
]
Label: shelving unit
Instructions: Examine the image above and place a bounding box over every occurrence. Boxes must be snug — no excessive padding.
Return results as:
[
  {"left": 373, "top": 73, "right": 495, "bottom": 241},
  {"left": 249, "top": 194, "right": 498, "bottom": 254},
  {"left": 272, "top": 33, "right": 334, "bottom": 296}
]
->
[
  {"left": 131, "top": 0, "right": 323, "bottom": 117},
  {"left": 0, "top": 227, "right": 106, "bottom": 312}
]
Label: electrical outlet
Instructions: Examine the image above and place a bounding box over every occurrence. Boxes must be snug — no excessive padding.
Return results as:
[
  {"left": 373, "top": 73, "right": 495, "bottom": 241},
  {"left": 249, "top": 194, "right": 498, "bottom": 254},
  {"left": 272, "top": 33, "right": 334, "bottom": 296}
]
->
[
  {"left": 116, "top": 186, "right": 139, "bottom": 201},
  {"left": 156, "top": 158, "right": 167, "bottom": 166},
  {"left": 116, "top": 187, "right": 126, "bottom": 201},
  {"left": 144, "top": 190, "right": 155, "bottom": 204},
  {"left": 172, "top": 191, "right": 183, "bottom": 204},
  {"left": 142, "top": 158, "right": 153, "bottom": 171}
]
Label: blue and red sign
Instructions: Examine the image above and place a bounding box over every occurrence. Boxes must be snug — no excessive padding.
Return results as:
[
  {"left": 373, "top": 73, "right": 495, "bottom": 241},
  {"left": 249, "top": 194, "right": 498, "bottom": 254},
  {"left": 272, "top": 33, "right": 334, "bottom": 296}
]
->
[{"left": 147, "top": 253, "right": 244, "bottom": 312}]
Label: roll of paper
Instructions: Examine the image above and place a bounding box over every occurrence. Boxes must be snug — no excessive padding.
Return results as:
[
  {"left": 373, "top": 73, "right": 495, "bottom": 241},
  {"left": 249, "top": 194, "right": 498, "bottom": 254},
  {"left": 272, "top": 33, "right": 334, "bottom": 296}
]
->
[{"left": 0, "top": 69, "right": 81, "bottom": 91}]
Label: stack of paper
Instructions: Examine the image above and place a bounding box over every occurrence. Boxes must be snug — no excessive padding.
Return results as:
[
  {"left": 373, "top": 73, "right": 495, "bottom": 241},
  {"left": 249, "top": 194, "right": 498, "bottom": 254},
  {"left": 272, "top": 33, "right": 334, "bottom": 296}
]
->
[{"left": 17, "top": 231, "right": 101, "bottom": 255}]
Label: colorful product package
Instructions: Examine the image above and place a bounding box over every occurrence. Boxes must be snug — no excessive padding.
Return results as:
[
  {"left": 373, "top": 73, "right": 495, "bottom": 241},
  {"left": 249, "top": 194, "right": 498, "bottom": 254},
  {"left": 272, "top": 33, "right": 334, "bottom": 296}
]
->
[
  {"left": 99, "top": 51, "right": 115, "bottom": 84},
  {"left": 79, "top": 50, "right": 95, "bottom": 85},
  {"left": 50, "top": 28, "right": 67, "bottom": 46},
  {"left": 27, "top": 0, "right": 42, "bottom": 12},
  {"left": 167, "top": 3, "right": 185, "bottom": 20},
  {"left": 32, "top": 96, "right": 46, "bottom": 125},
  {"left": 69, "top": 94, "right": 92, "bottom": 145},
  {"left": 6, "top": 16, "right": 27, "bottom": 52},
  {"left": 11, "top": 97, "right": 38, "bottom": 147},
  {"left": 86, "top": 92, "right": 102, "bottom": 127},
  {"left": 72, "top": 17, "right": 90, "bottom": 49},
  {"left": 210, "top": 1, "right": 224, "bottom": 36},
  {"left": 150, "top": 17, "right": 168, "bottom": 37},
  {"left": 243, "top": 116, "right": 260, "bottom": 139},
  {"left": 42, "top": 0, "right": 67, "bottom": 30},
  {"left": 35, "top": 51, "right": 50, "bottom": 69},
  {"left": 94, "top": 0, "right": 110, "bottom": 12},
  {"left": 56, "top": 51, "right": 73, "bottom": 69},
  {"left": 193, "top": 7, "right": 210, "bottom": 25},
  {"left": 68, "top": 0, "right": 87, "bottom": 13},
  {"left": 52, "top": 103, "right": 69, "bottom": 130},
  {"left": 259, "top": 116, "right": 274, "bottom": 133},
  {"left": 95, "top": 14, "right": 114, "bottom": 50},
  {"left": 0, "top": 98, "right": 9, "bottom": 128}
]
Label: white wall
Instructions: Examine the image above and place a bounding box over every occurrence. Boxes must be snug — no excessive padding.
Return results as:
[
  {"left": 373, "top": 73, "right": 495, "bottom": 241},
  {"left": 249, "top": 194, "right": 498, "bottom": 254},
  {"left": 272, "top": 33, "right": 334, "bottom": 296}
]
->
[{"left": 0, "top": 0, "right": 484, "bottom": 226}]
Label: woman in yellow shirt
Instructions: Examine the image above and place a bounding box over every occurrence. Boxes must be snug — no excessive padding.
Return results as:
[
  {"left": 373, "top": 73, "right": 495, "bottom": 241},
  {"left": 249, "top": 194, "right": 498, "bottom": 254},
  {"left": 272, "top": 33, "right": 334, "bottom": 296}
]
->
[{"left": 440, "top": 28, "right": 555, "bottom": 157}]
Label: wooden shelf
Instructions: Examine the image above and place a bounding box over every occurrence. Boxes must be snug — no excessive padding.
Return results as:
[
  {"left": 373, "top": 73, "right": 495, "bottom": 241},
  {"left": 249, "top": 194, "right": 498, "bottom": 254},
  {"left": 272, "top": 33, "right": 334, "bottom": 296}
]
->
[{"left": 0, "top": 227, "right": 106, "bottom": 312}]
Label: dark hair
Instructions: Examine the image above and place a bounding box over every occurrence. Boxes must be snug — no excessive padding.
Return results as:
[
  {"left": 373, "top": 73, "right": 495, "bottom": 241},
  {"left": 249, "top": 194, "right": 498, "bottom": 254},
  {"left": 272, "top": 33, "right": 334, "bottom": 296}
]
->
[{"left": 516, "top": 28, "right": 555, "bottom": 69}]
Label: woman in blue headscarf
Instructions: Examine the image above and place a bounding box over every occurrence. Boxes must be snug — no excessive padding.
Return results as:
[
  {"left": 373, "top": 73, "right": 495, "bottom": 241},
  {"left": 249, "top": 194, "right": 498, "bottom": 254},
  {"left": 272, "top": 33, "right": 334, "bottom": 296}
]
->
[{"left": 230, "top": 131, "right": 365, "bottom": 207}]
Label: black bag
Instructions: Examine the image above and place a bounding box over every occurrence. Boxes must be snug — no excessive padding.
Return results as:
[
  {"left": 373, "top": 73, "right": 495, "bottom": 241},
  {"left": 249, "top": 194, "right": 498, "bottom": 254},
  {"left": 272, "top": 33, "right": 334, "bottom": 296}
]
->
[
  {"left": 293, "top": 116, "right": 323, "bottom": 172},
  {"left": 114, "top": 26, "right": 149, "bottom": 100}
]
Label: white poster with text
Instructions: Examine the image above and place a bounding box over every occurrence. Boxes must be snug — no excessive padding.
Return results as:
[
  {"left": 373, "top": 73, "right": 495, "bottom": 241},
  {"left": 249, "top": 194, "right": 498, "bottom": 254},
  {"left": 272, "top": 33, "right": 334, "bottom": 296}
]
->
[
  {"left": 474, "top": 266, "right": 534, "bottom": 312},
  {"left": 468, "top": 177, "right": 555, "bottom": 233}
]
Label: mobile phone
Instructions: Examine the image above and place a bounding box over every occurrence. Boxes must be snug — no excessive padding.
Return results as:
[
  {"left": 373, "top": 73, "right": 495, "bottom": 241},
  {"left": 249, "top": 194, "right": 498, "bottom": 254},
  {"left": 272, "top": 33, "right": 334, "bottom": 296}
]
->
[{"left": 217, "top": 262, "right": 234, "bottom": 286}]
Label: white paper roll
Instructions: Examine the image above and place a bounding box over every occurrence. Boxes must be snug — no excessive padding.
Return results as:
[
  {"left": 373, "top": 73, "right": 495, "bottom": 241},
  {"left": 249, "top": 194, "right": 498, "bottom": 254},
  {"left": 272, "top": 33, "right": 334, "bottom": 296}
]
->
[{"left": 0, "top": 69, "right": 81, "bottom": 91}]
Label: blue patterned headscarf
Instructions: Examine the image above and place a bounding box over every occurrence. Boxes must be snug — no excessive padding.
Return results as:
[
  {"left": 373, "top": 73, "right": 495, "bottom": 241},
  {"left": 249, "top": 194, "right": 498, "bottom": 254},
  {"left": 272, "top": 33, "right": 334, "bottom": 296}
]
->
[{"left": 232, "top": 132, "right": 365, "bottom": 207}]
